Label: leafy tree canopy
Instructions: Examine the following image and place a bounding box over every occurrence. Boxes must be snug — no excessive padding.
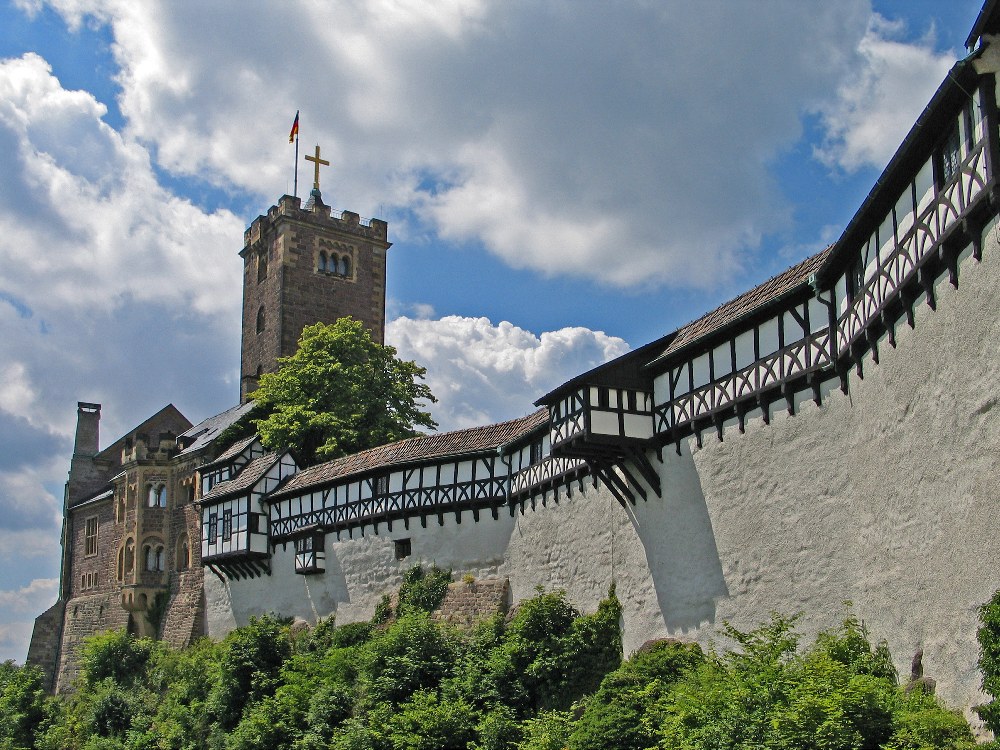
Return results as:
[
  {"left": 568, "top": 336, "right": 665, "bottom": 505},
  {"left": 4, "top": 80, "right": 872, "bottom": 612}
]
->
[{"left": 248, "top": 318, "right": 437, "bottom": 466}]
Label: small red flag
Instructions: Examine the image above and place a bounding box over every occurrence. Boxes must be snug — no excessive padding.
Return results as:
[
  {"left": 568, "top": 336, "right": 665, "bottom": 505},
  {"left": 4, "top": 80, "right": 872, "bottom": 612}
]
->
[{"left": 289, "top": 111, "right": 299, "bottom": 143}]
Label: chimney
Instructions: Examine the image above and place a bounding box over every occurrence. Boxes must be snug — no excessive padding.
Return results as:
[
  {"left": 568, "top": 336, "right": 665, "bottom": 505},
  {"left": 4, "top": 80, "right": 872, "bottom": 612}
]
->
[{"left": 74, "top": 403, "right": 101, "bottom": 457}]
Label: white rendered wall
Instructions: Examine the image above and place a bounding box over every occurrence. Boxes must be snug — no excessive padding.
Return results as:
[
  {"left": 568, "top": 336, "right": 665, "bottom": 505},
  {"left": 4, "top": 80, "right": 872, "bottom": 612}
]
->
[{"left": 205, "top": 224, "right": 1000, "bottom": 727}]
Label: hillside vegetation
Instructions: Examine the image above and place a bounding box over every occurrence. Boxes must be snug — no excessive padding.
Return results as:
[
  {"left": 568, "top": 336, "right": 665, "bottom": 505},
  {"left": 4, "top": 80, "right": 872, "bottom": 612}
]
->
[{"left": 1, "top": 569, "right": 993, "bottom": 750}]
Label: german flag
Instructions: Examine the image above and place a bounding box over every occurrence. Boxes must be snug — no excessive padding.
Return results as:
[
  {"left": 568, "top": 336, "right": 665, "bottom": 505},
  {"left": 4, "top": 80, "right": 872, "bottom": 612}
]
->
[{"left": 289, "top": 111, "right": 300, "bottom": 143}]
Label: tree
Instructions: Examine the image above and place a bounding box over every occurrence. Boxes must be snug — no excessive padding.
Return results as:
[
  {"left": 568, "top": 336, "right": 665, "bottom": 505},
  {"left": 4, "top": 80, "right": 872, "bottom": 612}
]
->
[{"left": 249, "top": 318, "right": 437, "bottom": 466}]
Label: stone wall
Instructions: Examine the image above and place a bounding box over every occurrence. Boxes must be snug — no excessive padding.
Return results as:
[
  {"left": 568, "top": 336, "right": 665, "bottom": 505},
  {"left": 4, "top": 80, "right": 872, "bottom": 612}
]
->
[
  {"left": 160, "top": 570, "right": 205, "bottom": 648},
  {"left": 54, "top": 592, "right": 130, "bottom": 692},
  {"left": 26, "top": 601, "right": 65, "bottom": 693},
  {"left": 432, "top": 578, "right": 511, "bottom": 627}
]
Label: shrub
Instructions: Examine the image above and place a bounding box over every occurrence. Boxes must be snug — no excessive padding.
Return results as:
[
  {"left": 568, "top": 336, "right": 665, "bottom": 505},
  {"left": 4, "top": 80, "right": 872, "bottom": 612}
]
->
[{"left": 978, "top": 589, "right": 1000, "bottom": 734}]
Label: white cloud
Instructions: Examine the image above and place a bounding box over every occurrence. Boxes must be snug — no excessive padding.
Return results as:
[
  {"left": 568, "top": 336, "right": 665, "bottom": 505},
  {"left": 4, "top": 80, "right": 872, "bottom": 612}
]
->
[
  {"left": 17, "top": 0, "right": 887, "bottom": 290},
  {"left": 0, "top": 621, "right": 35, "bottom": 665},
  {"left": 0, "top": 578, "right": 58, "bottom": 616},
  {"left": 813, "top": 15, "right": 957, "bottom": 172},
  {"left": 387, "top": 315, "right": 629, "bottom": 430}
]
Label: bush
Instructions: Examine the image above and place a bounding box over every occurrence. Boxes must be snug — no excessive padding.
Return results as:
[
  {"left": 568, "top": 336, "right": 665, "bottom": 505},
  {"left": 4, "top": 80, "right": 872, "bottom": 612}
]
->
[
  {"left": 207, "top": 615, "right": 291, "bottom": 730},
  {"left": 978, "top": 589, "right": 1000, "bottom": 734},
  {"left": 568, "top": 639, "right": 704, "bottom": 750},
  {"left": 0, "top": 661, "right": 48, "bottom": 749},
  {"left": 80, "top": 631, "right": 159, "bottom": 688},
  {"left": 397, "top": 565, "right": 452, "bottom": 616}
]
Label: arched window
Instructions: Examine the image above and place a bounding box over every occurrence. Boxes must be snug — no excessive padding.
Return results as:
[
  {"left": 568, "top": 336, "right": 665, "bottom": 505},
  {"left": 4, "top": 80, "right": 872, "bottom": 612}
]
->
[
  {"left": 177, "top": 534, "right": 190, "bottom": 570},
  {"left": 123, "top": 539, "right": 135, "bottom": 576},
  {"left": 143, "top": 544, "right": 152, "bottom": 571},
  {"left": 257, "top": 250, "right": 267, "bottom": 283},
  {"left": 341, "top": 255, "right": 352, "bottom": 277},
  {"left": 155, "top": 546, "right": 164, "bottom": 572},
  {"left": 318, "top": 251, "right": 328, "bottom": 272},
  {"left": 156, "top": 485, "right": 167, "bottom": 508},
  {"left": 147, "top": 485, "right": 157, "bottom": 507},
  {"left": 256, "top": 305, "right": 266, "bottom": 334}
]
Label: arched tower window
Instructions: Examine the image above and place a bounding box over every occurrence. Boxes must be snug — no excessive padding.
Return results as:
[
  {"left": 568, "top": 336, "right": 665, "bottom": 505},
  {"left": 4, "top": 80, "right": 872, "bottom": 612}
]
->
[
  {"left": 256, "top": 306, "right": 266, "bottom": 334},
  {"left": 122, "top": 538, "right": 135, "bottom": 579},
  {"left": 156, "top": 485, "right": 167, "bottom": 508},
  {"left": 147, "top": 484, "right": 157, "bottom": 507},
  {"left": 257, "top": 249, "right": 267, "bottom": 283},
  {"left": 342, "top": 255, "right": 352, "bottom": 277},
  {"left": 318, "top": 251, "right": 328, "bottom": 273},
  {"left": 177, "top": 534, "right": 190, "bottom": 570}
]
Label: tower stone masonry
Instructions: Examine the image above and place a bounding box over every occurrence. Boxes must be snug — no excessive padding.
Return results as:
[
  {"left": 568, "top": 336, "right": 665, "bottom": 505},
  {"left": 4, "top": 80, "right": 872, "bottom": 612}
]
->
[{"left": 239, "top": 190, "right": 391, "bottom": 401}]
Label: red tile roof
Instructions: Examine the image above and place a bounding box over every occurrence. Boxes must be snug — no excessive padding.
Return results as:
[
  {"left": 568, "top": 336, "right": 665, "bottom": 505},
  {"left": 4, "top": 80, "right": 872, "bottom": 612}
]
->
[{"left": 270, "top": 409, "right": 548, "bottom": 498}]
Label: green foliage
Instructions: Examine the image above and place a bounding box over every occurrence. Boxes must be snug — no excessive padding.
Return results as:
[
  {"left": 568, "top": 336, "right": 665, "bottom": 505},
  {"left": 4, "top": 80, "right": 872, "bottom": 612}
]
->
[
  {"left": 208, "top": 615, "right": 291, "bottom": 730},
  {"left": 503, "top": 589, "right": 623, "bottom": 713},
  {"left": 885, "top": 691, "right": 975, "bottom": 750},
  {"left": 249, "top": 318, "right": 437, "bottom": 465},
  {"left": 396, "top": 565, "right": 452, "bottom": 616},
  {"left": 0, "top": 661, "right": 47, "bottom": 749},
  {"left": 568, "top": 639, "right": 705, "bottom": 750},
  {"left": 357, "top": 613, "right": 459, "bottom": 709},
  {"left": 8, "top": 590, "right": 980, "bottom": 750},
  {"left": 516, "top": 709, "right": 575, "bottom": 750},
  {"left": 978, "top": 588, "right": 1000, "bottom": 733},
  {"left": 385, "top": 689, "right": 477, "bottom": 750},
  {"left": 80, "top": 630, "right": 159, "bottom": 688}
]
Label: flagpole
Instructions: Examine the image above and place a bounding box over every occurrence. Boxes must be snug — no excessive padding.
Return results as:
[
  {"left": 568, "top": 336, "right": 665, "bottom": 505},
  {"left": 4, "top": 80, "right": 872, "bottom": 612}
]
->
[{"left": 293, "top": 133, "right": 299, "bottom": 198}]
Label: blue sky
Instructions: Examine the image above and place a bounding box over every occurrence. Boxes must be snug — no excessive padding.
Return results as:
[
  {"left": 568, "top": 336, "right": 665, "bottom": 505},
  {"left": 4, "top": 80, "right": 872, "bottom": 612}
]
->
[{"left": 0, "top": 0, "right": 986, "bottom": 662}]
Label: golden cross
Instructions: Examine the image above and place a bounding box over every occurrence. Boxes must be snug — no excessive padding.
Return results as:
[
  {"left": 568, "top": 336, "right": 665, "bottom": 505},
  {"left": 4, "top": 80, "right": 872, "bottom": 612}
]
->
[{"left": 304, "top": 145, "right": 330, "bottom": 190}]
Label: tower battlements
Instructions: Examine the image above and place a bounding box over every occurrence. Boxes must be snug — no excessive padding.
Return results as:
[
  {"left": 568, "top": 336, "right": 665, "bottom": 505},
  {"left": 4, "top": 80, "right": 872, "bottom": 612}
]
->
[{"left": 244, "top": 194, "right": 389, "bottom": 247}]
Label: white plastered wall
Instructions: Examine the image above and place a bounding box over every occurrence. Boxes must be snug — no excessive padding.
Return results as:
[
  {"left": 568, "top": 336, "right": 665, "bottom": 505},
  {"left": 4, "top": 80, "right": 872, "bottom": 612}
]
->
[{"left": 205, "top": 221, "right": 1000, "bottom": 727}]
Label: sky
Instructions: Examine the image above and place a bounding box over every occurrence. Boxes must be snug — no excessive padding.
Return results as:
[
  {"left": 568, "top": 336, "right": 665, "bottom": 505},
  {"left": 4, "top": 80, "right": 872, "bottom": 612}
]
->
[{"left": 0, "top": 0, "right": 986, "bottom": 663}]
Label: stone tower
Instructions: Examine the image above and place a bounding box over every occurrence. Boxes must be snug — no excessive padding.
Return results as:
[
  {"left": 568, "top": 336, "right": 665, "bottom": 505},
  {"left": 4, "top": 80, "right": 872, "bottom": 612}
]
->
[{"left": 239, "top": 187, "right": 391, "bottom": 401}]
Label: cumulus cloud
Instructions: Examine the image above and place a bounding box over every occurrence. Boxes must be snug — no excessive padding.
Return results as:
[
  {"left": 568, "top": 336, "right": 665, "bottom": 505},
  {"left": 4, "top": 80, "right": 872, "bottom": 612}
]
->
[
  {"left": 813, "top": 15, "right": 957, "bottom": 172},
  {"left": 11, "top": 0, "right": 887, "bottom": 290},
  {"left": 0, "top": 578, "right": 58, "bottom": 663},
  {"left": 387, "top": 315, "right": 629, "bottom": 430}
]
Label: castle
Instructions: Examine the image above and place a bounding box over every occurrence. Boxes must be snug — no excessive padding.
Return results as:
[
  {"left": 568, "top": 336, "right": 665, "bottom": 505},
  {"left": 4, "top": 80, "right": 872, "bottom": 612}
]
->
[{"left": 28, "top": 0, "right": 1000, "bottom": 727}]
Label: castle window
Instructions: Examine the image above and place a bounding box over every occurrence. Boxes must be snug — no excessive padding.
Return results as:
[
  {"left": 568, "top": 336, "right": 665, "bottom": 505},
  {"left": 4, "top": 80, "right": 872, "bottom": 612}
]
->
[
  {"left": 177, "top": 535, "right": 190, "bottom": 570},
  {"left": 256, "top": 306, "right": 266, "bottom": 334},
  {"left": 144, "top": 543, "right": 165, "bottom": 572},
  {"left": 84, "top": 516, "right": 98, "bottom": 557},
  {"left": 319, "top": 251, "right": 328, "bottom": 273},
  {"left": 529, "top": 440, "right": 543, "bottom": 466},
  {"left": 222, "top": 509, "right": 232, "bottom": 541},
  {"left": 394, "top": 538, "right": 411, "bottom": 560},
  {"left": 208, "top": 513, "right": 218, "bottom": 542},
  {"left": 123, "top": 539, "right": 135, "bottom": 578},
  {"left": 257, "top": 250, "right": 267, "bottom": 283},
  {"left": 147, "top": 484, "right": 166, "bottom": 508}
]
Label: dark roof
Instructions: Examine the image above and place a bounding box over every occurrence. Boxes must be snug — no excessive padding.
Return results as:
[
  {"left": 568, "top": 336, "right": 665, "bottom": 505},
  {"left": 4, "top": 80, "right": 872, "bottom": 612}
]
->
[
  {"left": 177, "top": 402, "right": 254, "bottom": 456},
  {"left": 270, "top": 410, "right": 548, "bottom": 499},
  {"left": 200, "top": 434, "right": 259, "bottom": 470},
  {"left": 647, "top": 248, "right": 831, "bottom": 368},
  {"left": 967, "top": 0, "right": 1000, "bottom": 50},
  {"left": 93, "top": 404, "right": 192, "bottom": 465},
  {"left": 817, "top": 55, "right": 980, "bottom": 284},
  {"left": 200, "top": 452, "right": 281, "bottom": 502}
]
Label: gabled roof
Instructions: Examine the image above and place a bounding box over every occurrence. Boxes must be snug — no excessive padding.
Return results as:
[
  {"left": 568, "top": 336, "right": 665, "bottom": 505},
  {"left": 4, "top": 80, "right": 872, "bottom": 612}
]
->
[
  {"left": 93, "top": 404, "right": 192, "bottom": 465},
  {"left": 200, "top": 434, "right": 259, "bottom": 471},
  {"left": 537, "top": 248, "right": 830, "bottom": 404},
  {"left": 646, "top": 248, "right": 830, "bottom": 369},
  {"left": 269, "top": 409, "right": 548, "bottom": 499},
  {"left": 967, "top": 0, "right": 1000, "bottom": 50},
  {"left": 200, "top": 452, "right": 282, "bottom": 503},
  {"left": 177, "top": 402, "right": 255, "bottom": 456}
]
